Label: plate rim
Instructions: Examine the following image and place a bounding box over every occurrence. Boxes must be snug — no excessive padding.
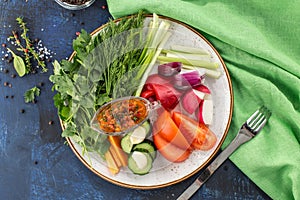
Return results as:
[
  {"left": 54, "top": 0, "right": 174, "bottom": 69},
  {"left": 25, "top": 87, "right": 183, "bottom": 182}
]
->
[{"left": 62, "top": 14, "right": 234, "bottom": 189}]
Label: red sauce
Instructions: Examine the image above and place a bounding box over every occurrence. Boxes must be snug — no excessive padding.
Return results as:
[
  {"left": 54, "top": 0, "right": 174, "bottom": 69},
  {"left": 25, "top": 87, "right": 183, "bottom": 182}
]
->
[{"left": 96, "top": 98, "right": 148, "bottom": 133}]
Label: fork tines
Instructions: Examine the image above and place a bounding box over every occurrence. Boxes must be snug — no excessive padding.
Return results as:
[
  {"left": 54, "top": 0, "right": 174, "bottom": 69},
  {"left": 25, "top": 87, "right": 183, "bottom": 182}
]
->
[{"left": 246, "top": 106, "right": 271, "bottom": 134}]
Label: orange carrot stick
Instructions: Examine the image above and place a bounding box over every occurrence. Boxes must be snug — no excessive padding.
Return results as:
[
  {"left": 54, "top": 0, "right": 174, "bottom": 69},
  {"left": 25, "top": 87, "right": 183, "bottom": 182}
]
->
[
  {"left": 104, "top": 149, "right": 120, "bottom": 175},
  {"left": 108, "top": 136, "right": 128, "bottom": 167},
  {"left": 109, "top": 145, "right": 122, "bottom": 168}
]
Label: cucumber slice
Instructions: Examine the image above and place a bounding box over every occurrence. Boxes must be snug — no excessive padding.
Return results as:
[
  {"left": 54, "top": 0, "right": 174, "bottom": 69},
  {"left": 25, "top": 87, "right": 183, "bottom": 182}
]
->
[
  {"left": 141, "top": 120, "right": 151, "bottom": 135},
  {"left": 120, "top": 121, "right": 152, "bottom": 154},
  {"left": 133, "top": 140, "right": 156, "bottom": 160},
  {"left": 129, "top": 125, "right": 148, "bottom": 145},
  {"left": 128, "top": 151, "right": 153, "bottom": 175},
  {"left": 120, "top": 134, "right": 133, "bottom": 154}
]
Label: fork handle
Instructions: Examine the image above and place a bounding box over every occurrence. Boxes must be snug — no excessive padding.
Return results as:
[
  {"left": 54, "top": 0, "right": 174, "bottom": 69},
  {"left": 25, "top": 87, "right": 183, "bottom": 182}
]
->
[
  {"left": 177, "top": 127, "right": 254, "bottom": 200},
  {"left": 207, "top": 127, "right": 254, "bottom": 173}
]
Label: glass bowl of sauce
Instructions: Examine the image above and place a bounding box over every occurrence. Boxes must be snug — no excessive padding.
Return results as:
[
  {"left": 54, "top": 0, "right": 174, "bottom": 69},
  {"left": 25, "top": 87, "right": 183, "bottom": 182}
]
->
[
  {"left": 90, "top": 96, "right": 160, "bottom": 136},
  {"left": 54, "top": 0, "right": 96, "bottom": 10}
]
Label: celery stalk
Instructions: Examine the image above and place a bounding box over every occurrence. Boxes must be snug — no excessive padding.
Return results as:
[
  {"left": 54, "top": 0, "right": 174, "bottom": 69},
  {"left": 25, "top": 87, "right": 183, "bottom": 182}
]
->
[
  {"left": 170, "top": 44, "right": 210, "bottom": 55},
  {"left": 166, "top": 52, "right": 211, "bottom": 61},
  {"left": 157, "top": 55, "right": 219, "bottom": 69}
]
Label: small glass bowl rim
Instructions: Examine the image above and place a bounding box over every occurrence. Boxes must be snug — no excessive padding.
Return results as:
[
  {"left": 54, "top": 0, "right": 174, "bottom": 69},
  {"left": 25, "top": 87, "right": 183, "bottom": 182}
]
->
[
  {"left": 90, "top": 96, "right": 153, "bottom": 136},
  {"left": 54, "top": 0, "right": 96, "bottom": 10}
]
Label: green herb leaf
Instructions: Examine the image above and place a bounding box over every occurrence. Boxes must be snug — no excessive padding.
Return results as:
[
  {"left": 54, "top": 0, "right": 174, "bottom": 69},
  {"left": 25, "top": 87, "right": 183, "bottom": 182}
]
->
[
  {"left": 49, "top": 11, "right": 146, "bottom": 157},
  {"left": 24, "top": 86, "right": 40, "bottom": 103},
  {"left": 7, "top": 48, "right": 26, "bottom": 77}
]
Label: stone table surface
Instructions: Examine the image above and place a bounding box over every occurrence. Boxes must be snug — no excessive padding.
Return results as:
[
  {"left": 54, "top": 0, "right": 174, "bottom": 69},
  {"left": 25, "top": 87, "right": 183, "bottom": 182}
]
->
[{"left": 0, "top": 1, "right": 271, "bottom": 199}]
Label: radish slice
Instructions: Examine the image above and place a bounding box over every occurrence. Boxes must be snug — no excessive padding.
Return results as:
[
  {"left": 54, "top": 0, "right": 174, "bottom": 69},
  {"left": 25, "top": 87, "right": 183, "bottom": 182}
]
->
[
  {"left": 199, "top": 99, "right": 214, "bottom": 125},
  {"left": 182, "top": 90, "right": 202, "bottom": 114},
  {"left": 193, "top": 84, "right": 211, "bottom": 94},
  {"left": 192, "top": 89, "right": 206, "bottom": 100}
]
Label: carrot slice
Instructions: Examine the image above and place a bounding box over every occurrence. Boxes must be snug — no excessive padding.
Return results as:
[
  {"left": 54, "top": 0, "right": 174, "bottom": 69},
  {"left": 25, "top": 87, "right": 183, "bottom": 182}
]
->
[
  {"left": 153, "top": 110, "right": 191, "bottom": 150},
  {"left": 108, "top": 136, "right": 128, "bottom": 167}
]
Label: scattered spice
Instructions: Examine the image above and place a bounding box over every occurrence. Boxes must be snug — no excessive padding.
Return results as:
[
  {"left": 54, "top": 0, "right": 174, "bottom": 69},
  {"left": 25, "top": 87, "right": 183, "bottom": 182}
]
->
[
  {"left": 20, "top": 109, "right": 25, "bottom": 113},
  {"left": 8, "top": 83, "right": 12, "bottom": 88},
  {"left": 4, "top": 17, "right": 56, "bottom": 76},
  {"left": 48, "top": 120, "right": 54, "bottom": 125},
  {"left": 3, "top": 82, "right": 8, "bottom": 86},
  {"left": 11, "top": 74, "right": 16, "bottom": 78},
  {"left": 16, "top": 17, "right": 47, "bottom": 72}
]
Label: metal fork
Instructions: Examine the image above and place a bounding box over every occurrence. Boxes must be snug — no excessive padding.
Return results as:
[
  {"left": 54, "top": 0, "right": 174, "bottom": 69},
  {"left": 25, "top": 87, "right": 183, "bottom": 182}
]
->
[{"left": 177, "top": 106, "right": 271, "bottom": 200}]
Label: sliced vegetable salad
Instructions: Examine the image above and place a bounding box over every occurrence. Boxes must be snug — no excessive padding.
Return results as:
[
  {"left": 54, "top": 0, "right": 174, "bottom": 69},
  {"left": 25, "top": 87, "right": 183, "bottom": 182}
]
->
[{"left": 50, "top": 12, "right": 221, "bottom": 176}]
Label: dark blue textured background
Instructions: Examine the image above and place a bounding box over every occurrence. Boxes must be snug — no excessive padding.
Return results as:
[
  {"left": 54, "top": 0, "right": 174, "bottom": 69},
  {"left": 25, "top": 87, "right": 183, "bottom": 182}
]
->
[{"left": 0, "top": 1, "right": 271, "bottom": 199}]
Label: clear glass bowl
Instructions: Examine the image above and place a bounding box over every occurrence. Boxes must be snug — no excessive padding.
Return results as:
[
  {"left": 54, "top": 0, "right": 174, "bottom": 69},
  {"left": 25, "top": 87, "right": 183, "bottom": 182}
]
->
[
  {"left": 54, "top": 0, "right": 96, "bottom": 10},
  {"left": 90, "top": 96, "right": 161, "bottom": 136}
]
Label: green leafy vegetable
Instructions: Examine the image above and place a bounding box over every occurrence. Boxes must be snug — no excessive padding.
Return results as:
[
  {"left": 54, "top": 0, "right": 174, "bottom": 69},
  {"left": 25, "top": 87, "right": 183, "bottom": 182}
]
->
[
  {"left": 24, "top": 86, "right": 40, "bottom": 103},
  {"left": 7, "top": 48, "right": 26, "bottom": 77},
  {"left": 49, "top": 11, "right": 147, "bottom": 157}
]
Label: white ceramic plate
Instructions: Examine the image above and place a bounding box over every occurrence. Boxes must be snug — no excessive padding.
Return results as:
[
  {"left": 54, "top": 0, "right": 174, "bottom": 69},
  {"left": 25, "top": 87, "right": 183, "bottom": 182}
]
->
[{"left": 65, "top": 15, "right": 233, "bottom": 189}]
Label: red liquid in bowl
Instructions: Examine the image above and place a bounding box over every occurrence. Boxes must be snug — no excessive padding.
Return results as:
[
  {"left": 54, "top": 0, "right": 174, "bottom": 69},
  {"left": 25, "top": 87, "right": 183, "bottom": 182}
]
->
[{"left": 96, "top": 98, "right": 148, "bottom": 133}]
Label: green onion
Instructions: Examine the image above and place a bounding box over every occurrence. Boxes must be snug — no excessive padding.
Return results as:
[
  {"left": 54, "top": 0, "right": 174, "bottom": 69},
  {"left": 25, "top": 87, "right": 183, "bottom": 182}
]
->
[{"left": 135, "top": 14, "right": 172, "bottom": 96}]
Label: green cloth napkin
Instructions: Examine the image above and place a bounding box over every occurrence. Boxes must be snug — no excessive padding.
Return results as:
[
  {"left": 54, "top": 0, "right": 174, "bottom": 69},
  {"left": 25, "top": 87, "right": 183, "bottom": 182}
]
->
[{"left": 107, "top": 1, "right": 300, "bottom": 199}]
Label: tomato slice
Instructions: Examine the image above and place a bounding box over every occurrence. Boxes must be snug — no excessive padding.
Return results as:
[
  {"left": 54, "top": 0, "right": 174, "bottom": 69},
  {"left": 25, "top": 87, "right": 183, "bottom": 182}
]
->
[
  {"left": 172, "top": 112, "right": 217, "bottom": 150},
  {"left": 153, "top": 133, "right": 191, "bottom": 163},
  {"left": 153, "top": 110, "right": 191, "bottom": 150}
]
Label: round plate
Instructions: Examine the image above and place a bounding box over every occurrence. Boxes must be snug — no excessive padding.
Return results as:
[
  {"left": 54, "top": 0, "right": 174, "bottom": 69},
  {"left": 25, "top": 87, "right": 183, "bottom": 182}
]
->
[{"left": 64, "top": 15, "right": 233, "bottom": 189}]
